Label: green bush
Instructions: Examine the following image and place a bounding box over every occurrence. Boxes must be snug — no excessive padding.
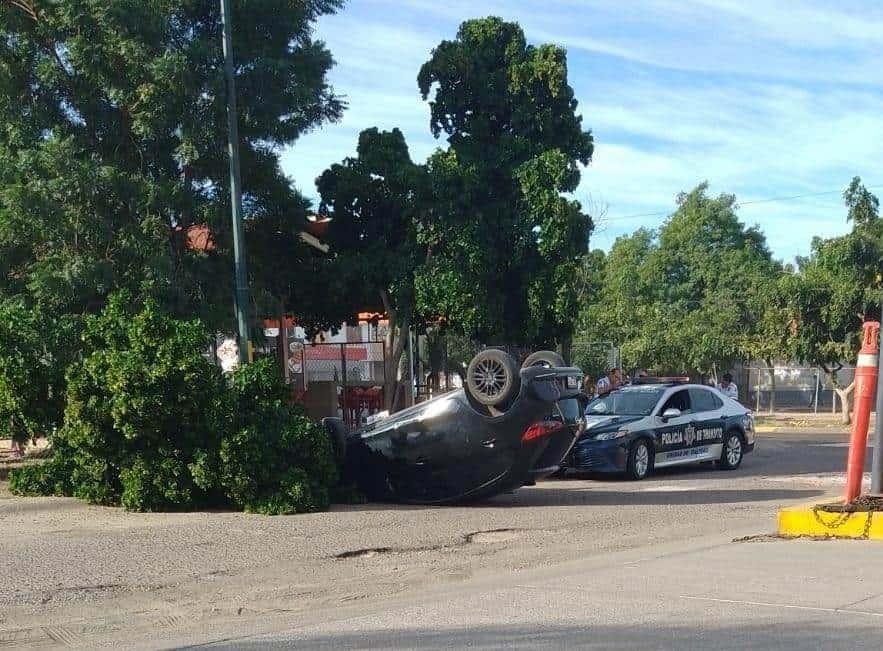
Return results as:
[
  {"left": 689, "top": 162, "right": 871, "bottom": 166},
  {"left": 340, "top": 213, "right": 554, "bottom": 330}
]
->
[
  {"left": 8, "top": 462, "right": 52, "bottom": 496},
  {"left": 0, "top": 299, "right": 76, "bottom": 444},
  {"left": 9, "top": 294, "right": 338, "bottom": 515},
  {"left": 219, "top": 360, "right": 338, "bottom": 515}
]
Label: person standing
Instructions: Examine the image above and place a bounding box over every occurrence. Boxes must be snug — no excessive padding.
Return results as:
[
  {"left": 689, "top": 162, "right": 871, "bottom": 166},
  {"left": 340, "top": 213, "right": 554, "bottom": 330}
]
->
[
  {"left": 595, "top": 367, "right": 622, "bottom": 397},
  {"left": 718, "top": 372, "right": 738, "bottom": 400},
  {"left": 582, "top": 374, "right": 596, "bottom": 398}
]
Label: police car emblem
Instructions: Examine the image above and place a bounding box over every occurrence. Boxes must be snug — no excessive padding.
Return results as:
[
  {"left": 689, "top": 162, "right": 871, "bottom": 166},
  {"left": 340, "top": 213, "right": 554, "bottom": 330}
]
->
[{"left": 684, "top": 424, "right": 696, "bottom": 446}]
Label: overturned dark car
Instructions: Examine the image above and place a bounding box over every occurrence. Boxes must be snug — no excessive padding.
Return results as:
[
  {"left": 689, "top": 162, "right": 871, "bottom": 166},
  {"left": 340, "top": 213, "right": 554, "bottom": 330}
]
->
[{"left": 324, "top": 350, "right": 583, "bottom": 505}]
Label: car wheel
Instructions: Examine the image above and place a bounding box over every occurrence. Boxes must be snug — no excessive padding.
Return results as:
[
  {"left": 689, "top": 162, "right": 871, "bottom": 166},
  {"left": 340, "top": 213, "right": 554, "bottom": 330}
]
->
[
  {"left": 626, "top": 439, "right": 652, "bottom": 480},
  {"left": 521, "top": 350, "right": 566, "bottom": 369},
  {"left": 465, "top": 349, "right": 520, "bottom": 408},
  {"left": 718, "top": 431, "right": 744, "bottom": 470}
]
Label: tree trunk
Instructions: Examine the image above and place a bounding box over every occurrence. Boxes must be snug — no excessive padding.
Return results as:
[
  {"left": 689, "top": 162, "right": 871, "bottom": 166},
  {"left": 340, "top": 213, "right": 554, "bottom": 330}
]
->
[
  {"left": 764, "top": 359, "right": 776, "bottom": 415},
  {"left": 382, "top": 318, "right": 397, "bottom": 412},
  {"left": 821, "top": 365, "right": 853, "bottom": 425},
  {"left": 380, "top": 290, "right": 409, "bottom": 413},
  {"left": 276, "top": 311, "right": 289, "bottom": 384},
  {"left": 400, "top": 348, "right": 413, "bottom": 410},
  {"left": 834, "top": 383, "right": 855, "bottom": 425},
  {"left": 559, "top": 335, "right": 573, "bottom": 366}
]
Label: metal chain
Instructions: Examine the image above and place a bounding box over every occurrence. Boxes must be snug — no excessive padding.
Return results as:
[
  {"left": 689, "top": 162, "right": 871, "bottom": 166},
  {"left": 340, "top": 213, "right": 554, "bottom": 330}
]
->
[
  {"left": 811, "top": 506, "right": 852, "bottom": 530},
  {"left": 811, "top": 505, "right": 875, "bottom": 539},
  {"left": 862, "top": 511, "right": 874, "bottom": 539}
]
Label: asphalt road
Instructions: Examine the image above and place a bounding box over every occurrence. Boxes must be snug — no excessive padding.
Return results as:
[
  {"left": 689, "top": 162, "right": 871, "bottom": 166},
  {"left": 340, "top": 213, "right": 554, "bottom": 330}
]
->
[
  {"left": 225, "top": 539, "right": 883, "bottom": 650},
  {"left": 2, "top": 427, "right": 880, "bottom": 649}
]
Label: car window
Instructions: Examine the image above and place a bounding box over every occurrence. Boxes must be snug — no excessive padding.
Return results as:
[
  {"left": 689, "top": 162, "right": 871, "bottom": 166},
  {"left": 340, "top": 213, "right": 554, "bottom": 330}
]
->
[
  {"left": 585, "top": 386, "right": 666, "bottom": 416},
  {"left": 689, "top": 388, "right": 722, "bottom": 412},
  {"left": 555, "top": 397, "right": 582, "bottom": 424},
  {"left": 660, "top": 389, "right": 691, "bottom": 414}
]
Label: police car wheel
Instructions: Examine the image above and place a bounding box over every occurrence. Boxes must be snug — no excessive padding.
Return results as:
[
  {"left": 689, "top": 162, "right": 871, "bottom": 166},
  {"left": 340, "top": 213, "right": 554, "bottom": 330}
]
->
[
  {"left": 718, "top": 431, "right": 744, "bottom": 470},
  {"left": 626, "top": 439, "right": 652, "bottom": 480}
]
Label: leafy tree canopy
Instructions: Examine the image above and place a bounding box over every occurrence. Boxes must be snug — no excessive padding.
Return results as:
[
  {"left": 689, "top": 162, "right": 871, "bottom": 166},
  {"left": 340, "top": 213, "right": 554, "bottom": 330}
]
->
[
  {"left": 317, "top": 127, "right": 426, "bottom": 409},
  {"left": 0, "top": 0, "right": 344, "bottom": 329},
  {"left": 789, "top": 177, "right": 882, "bottom": 369},
  {"left": 0, "top": 1, "right": 345, "bottom": 438},
  {"left": 414, "top": 17, "right": 594, "bottom": 346},
  {"left": 580, "top": 183, "right": 782, "bottom": 375}
]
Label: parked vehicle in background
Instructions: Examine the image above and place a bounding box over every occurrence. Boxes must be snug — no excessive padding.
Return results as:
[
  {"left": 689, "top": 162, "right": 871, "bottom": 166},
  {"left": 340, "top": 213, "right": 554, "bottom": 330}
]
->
[
  {"left": 324, "top": 350, "right": 582, "bottom": 504},
  {"left": 567, "top": 379, "right": 755, "bottom": 480}
]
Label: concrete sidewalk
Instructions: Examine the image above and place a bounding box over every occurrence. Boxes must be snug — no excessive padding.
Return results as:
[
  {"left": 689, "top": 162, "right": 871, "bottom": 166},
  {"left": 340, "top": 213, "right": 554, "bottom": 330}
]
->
[{"left": 226, "top": 536, "right": 883, "bottom": 650}]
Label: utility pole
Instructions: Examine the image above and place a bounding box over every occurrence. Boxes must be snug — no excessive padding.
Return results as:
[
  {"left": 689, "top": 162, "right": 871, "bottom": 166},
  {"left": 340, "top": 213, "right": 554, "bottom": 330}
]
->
[{"left": 220, "top": 0, "right": 251, "bottom": 364}]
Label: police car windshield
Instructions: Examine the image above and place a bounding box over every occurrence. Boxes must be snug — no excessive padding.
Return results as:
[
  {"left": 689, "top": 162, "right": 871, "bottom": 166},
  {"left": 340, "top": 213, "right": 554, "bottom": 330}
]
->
[{"left": 586, "top": 386, "right": 666, "bottom": 416}]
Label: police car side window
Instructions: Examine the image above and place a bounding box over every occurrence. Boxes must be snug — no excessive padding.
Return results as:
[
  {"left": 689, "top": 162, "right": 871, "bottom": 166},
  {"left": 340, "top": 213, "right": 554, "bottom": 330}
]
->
[
  {"left": 661, "top": 389, "right": 691, "bottom": 414},
  {"left": 689, "top": 388, "right": 721, "bottom": 412}
]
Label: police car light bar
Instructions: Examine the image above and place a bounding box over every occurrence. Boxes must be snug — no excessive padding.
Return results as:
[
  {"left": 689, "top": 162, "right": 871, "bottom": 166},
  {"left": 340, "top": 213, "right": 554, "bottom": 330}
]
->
[{"left": 632, "top": 376, "right": 691, "bottom": 385}]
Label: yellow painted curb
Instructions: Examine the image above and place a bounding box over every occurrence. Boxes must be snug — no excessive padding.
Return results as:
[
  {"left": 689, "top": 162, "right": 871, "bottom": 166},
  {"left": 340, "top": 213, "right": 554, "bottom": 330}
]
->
[{"left": 778, "top": 503, "right": 883, "bottom": 540}]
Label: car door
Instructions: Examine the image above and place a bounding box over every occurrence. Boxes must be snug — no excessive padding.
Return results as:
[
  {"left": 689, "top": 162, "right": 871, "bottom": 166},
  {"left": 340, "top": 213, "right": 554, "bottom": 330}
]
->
[
  {"left": 688, "top": 387, "right": 726, "bottom": 461},
  {"left": 653, "top": 388, "right": 694, "bottom": 467}
]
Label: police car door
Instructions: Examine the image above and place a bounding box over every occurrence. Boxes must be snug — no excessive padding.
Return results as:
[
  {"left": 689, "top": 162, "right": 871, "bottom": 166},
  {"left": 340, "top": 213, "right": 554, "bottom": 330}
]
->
[
  {"left": 653, "top": 388, "right": 694, "bottom": 467},
  {"left": 688, "top": 387, "right": 726, "bottom": 461}
]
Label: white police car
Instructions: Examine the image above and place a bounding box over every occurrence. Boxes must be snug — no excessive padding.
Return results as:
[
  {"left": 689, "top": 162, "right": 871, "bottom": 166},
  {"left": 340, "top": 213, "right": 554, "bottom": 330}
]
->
[{"left": 568, "top": 379, "right": 755, "bottom": 480}]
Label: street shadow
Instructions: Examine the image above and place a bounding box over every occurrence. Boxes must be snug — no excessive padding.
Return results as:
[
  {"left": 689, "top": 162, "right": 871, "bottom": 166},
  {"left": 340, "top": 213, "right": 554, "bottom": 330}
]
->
[
  {"left": 484, "top": 486, "right": 825, "bottom": 508},
  {"left": 558, "top": 434, "right": 871, "bottom": 483},
  {"left": 198, "top": 620, "right": 883, "bottom": 650},
  {"left": 329, "top": 483, "right": 824, "bottom": 513},
  {"left": 331, "top": 433, "right": 853, "bottom": 513}
]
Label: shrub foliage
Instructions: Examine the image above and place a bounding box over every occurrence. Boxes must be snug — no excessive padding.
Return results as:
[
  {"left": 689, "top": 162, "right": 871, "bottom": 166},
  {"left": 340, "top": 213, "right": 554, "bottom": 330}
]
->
[{"left": 10, "top": 295, "right": 336, "bottom": 515}]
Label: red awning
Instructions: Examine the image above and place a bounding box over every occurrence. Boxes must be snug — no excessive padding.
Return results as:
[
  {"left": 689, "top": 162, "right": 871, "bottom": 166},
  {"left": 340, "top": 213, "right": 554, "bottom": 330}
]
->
[{"left": 302, "top": 345, "right": 368, "bottom": 361}]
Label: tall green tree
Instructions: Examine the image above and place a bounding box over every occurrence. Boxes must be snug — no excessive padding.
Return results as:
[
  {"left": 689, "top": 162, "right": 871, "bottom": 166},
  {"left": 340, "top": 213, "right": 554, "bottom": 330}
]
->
[
  {"left": 788, "top": 177, "right": 882, "bottom": 423},
  {"left": 415, "top": 17, "right": 593, "bottom": 348},
  {"left": 579, "top": 229, "right": 657, "bottom": 371},
  {"left": 650, "top": 184, "right": 781, "bottom": 375},
  {"left": 741, "top": 273, "right": 796, "bottom": 413},
  {"left": 0, "top": 1, "right": 345, "bottom": 429},
  {"left": 0, "top": 0, "right": 343, "bottom": 319},
  {"left": 580, "top": 184, "right": 783, "bottom": 380},
  {"left": 317, "top": 128, "right": 426, "bottom": 410}
]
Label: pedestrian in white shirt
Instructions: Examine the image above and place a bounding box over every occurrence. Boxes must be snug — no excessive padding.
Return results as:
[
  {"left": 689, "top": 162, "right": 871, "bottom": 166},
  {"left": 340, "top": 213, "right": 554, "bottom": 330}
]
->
[
  {"left": 595, "top": 367, "right": 622, "bottom": 397},
  {"left": 718, "top": 372, "right": 738, "bottom": 400}
]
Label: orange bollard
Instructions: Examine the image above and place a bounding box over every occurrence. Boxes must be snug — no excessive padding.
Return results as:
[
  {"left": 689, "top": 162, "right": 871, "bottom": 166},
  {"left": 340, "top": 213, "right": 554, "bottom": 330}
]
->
[{"left": 845, "top": 321, "right": 880, "bottom": 503}]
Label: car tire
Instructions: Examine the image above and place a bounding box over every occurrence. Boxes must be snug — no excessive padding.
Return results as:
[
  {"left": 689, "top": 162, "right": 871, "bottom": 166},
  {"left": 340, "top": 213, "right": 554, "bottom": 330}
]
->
[
  {"left": 718, "top": 431, "right": 744, "bottom": 470},
  {"left": 521, "top": 350, "right": 566, "bottom": 369},
  {"left": 465, "top": 349, "right": 520, "bottom": 408},
  {"left": 626, "top": 439, "right": 652, "bottom": 480}
]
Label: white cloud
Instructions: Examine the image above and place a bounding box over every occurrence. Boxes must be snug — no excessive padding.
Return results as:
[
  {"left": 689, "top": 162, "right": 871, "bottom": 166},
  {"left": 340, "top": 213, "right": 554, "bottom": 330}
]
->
[{"left": 281, "top": 0, "right": 883, "bottom": 262}]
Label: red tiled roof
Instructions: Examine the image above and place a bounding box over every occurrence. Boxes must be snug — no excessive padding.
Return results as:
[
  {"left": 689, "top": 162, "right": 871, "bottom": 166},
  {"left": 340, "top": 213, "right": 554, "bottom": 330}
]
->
[
  {"left": 304, "top": 215, "right": 331, "bottom": 239},
  {"left": 184, "top": 224, "right": 215, "bottom": 252}
]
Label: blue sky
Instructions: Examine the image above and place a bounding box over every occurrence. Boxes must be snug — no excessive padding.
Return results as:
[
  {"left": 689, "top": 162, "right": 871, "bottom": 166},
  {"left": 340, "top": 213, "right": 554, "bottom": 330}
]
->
[{"left": 280, "top": 0, "right": 883, "bottom": 264}]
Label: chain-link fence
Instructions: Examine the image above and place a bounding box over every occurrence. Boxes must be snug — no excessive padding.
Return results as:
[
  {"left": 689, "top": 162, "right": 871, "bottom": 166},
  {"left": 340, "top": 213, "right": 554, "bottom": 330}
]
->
[
  {"left": 744, "top": 365, "right": 858, "bottom": 414},
  {"left": 294, "top": 341, "right": 387, "bottom": 428}
]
